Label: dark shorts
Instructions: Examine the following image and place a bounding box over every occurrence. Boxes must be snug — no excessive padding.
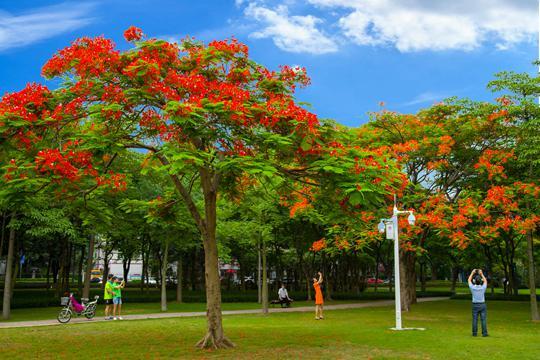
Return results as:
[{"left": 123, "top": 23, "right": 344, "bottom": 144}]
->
[{"left": 104, "top": 299, "right": 113, "bottom": 305}]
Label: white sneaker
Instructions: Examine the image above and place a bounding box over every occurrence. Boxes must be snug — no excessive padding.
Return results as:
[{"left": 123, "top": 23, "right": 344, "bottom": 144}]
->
[
  {"left": 113, "top": 317, "right": 118, "bottom": 320},
  {"left": 118, "top": 317, "right": 123, "bottom": 320}
]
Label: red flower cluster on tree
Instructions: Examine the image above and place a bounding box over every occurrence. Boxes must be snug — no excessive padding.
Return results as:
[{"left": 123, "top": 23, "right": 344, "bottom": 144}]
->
[
  {"left": 474, "top": 149, "right": 514, "bottom": 180},
  {"left": 0, "top": 83, "right": 50, "bottom": 123},
  {"left": 42, "top": 37, "right": 120, "bottom": 78},
  {"left": 124, "top": 26, "right": 144, "bottom": 42},
  {"left": 310, "top": 238, "right": 327, "bottom": 252},
  {"left": 34, "top": 148, "right": 94, "bottom": 180}
]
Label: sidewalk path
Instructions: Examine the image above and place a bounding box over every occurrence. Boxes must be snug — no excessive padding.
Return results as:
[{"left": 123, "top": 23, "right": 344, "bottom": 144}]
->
[{"left": 0, "top": 297, "right": 449, "bottom": 329}]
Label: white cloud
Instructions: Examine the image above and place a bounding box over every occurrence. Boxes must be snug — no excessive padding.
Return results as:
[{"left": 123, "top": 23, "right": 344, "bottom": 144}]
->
[
  {"left": 244, "top": 3, "right": 338, "bottom": 54},
  {"left": 0, "top": 2, "right": 95, "bottom": 52},
  {"left": 307, "top": 0, "right": 536, "bottom": 52},
  {"left": 401, "top": 91, "right": 448, "bottom": 107}
]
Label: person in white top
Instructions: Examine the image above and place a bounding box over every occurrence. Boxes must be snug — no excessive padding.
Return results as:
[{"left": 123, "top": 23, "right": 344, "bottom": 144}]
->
[{"left": 278, "top": 283, "right": 293, "bottom": 307}]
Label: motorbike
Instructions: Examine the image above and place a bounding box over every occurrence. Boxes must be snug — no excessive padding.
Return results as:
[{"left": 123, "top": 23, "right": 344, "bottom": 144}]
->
[{"left": 57, "top": 293, "right": 99, "bottom": 324}]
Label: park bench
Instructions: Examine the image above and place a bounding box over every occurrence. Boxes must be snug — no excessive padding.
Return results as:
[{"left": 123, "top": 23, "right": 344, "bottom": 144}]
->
[{"left": 270, "top": 299, "right": 293, "bottom": 308}]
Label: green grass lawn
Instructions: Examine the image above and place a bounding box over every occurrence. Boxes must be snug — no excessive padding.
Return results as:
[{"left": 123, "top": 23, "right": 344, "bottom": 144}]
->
[
  {"left": 0, "top": 300, "right": 363, "bottom": 323},
  {"left": 1, "top": 300, "right": 538, "bottom": 359}
]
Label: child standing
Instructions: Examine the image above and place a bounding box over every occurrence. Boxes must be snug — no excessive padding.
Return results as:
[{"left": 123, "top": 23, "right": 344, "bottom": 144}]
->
[{"left": 112, "top": 276, "right": 125, "bottom": 320}]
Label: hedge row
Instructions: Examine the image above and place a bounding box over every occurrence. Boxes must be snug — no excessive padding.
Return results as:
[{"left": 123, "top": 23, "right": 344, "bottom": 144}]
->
[
  {"left": 451, "top": 293, "right": 539, "bottom": 301},
  {"left": 0, "top": 289, "right": 454, "bottom": 309},
  {"left": 5, "top": 288, "right": 535, "bottom": 310}
]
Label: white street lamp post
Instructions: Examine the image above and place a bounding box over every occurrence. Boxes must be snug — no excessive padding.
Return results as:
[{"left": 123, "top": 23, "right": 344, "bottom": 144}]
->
[{"left": 378, "top": 195, "right": 423, "bottom": 331}]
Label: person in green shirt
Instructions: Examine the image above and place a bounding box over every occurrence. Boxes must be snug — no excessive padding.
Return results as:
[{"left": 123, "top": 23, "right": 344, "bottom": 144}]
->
[
  {"left": 103, "top": 274, "right": 115, "bottom": 320},
  {"left": 112, "top": 276, "right": 125, "bottom": 320}
]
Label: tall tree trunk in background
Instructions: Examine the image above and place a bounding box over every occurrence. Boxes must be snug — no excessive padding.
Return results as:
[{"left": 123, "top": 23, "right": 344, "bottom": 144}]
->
[
  {"left": 2, "top": 221, "right": 16, "bottom": 320},
  {"left": 420, "top": 261, "right": 427, "bottom": 293},
  {"left": 450, "top": 266, "right": 459, "bottom": 293},
  {"left": 83, "top": 235, "right": 95, "bottom": 299},
  {"left": 63, "top": 241, "right": 72, "bottom": 290},
  {"left": 78, "top": 245, "right": 85, "bottom": 295},
  {"left": 45, "top": 256, "right": 51, "bottom": 291},
  {"left": 56, "top": 241, "right": 66, "bottom": 298},
  {"left": 431, "top": 262, "right": 437, "bottom": 281},
  {"left": 52, "top": 258, "right": 59, "bottom": 287},
  {"left": 123, "top": 257, "right": 132, "bottom": 283},
  {"left": 176, "top": 256, "right": 183, "bottom": 303},
  {"left": 160, "top": 241, "right": 169, "bottom": 312},
  {"left": 374, "top": 244, "right": 381, "bottom": 293},
  {"left": 257, "top": 242, "right": 262, "bottom": 304},
  {"left": 261, "top": 235, "right": 268, "bottom": 314},
  {"left": 0, "top": 213, "right": 6, "bottom": 260},
  {"left": 102, "top": 249, "right": 110, "bottom": 292},
  {"left": 11, "top": 255, "right": 19, "bottom": 298},
  {"left": 399, "top": 251, "right": 416, "bottom": 311},
  {"left": 323, "top": 255, "right": 333, "bottom": 301},
  {"left": 526, "top": 230, "right": 539, "bottom": 320},
  {"left": 140, "top": 240, "right": 145, "bottom": 293},
  {"left": 238, "top": 259, "right": 246, "bottom": 292},
  {"left": 190, "top": 250, "right": 197, "bottom": 291}
]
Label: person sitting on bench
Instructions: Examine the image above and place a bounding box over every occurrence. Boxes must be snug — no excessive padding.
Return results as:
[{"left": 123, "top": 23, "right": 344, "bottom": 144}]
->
[{"left": 278, "top": 283, "right": 293, "bottom": 307}]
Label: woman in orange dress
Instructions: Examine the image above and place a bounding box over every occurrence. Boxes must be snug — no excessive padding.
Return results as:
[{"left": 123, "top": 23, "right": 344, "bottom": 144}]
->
[{"left": 313, "top": 271, "right": 324, "bottom": 320}]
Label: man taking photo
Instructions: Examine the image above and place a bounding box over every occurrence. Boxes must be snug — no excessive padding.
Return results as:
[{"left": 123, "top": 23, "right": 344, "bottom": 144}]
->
[{"left": 468, "top": 269, "right": 488, "bottom": 337}]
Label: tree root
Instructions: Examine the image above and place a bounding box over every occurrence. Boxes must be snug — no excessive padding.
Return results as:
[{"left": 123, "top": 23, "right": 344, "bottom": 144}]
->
[{"left": 196, "top": 332, "right": 235, "bottom": 349}]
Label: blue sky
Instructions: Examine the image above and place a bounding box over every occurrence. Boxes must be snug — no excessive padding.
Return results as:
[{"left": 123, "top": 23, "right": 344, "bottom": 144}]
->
[{"left": 0, "top": 0, "right": 538, "bottom": 126}]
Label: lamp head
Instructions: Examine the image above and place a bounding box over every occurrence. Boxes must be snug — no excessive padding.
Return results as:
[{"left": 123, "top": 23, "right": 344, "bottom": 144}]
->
[
  {"left": 378, "top": 220, "right": 385, "bottom": 233},
  {"left": 407, "top": 212, "right": 416, "bottom": 226}
]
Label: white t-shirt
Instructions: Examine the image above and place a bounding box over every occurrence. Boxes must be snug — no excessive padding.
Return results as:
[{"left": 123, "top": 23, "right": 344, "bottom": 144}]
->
[{"left": 278, "top": 288, "right": 289, "bottom": 299}]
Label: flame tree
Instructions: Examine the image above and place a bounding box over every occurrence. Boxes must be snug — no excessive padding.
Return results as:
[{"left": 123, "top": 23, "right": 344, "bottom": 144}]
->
[{"left": 1, "top": 27, "right": 402, "bottom": 347}]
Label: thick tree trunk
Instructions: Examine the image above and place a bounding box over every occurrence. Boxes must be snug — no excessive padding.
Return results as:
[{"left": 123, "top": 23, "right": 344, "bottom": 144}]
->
[
  {"left": 83, "top": 234, "right": 95, "bottom": 299},
  {"left": 261, "top": 236, "right": 268, "bottom": 314},
  {"left": 399, "top": 251, "right": 416, "bottom": 311},
  {"left": 176, "top": 256, "right": 183, "bottom": 303},
  {"left": 161, "top": 241, "right": 169, "bottom": 312},
  {"left": 195, "top": 169, "right": 234, "bottom": 349},
  {"left": 526, "top": 230, "right": 539, "bottom": 320},
  {"left": 2, "top": 222, "right": 16, "bottom": 320}
]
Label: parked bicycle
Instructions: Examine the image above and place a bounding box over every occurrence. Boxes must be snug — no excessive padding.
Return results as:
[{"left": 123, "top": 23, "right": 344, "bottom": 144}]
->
[{"left": 57, "top": 293, "right": 99, "bottom": 323}]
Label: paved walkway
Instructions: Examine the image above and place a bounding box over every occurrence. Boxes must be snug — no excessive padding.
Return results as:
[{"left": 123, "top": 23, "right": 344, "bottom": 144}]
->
[{"left": 0, "top": 297, "right": 449, "bottom": 329}]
